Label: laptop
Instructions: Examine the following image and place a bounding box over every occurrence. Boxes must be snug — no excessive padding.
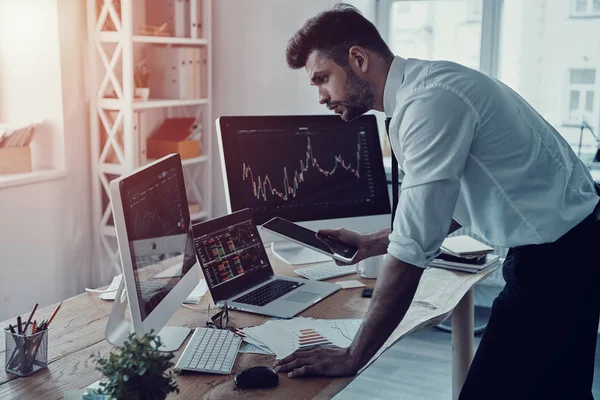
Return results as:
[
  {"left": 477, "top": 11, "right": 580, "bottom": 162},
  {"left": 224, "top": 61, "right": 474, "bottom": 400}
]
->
[{"left": 191, "top": 209, "right": 340, "bottom": 318}]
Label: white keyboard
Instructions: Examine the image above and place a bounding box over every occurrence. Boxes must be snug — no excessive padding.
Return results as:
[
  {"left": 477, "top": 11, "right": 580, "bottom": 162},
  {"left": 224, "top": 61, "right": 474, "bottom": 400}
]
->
[
  {"left": 294, "top": 262, "right": 356, "bottom": 281},
  {"left": 175, "top": 328, "right": 242, "bottom": 374}
]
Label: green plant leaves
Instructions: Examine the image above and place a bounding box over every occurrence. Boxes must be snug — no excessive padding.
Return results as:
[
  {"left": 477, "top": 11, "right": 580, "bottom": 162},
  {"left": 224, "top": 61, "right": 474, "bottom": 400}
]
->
[{"left": 90, "top": 330, "right": 179, "bottom": 400}]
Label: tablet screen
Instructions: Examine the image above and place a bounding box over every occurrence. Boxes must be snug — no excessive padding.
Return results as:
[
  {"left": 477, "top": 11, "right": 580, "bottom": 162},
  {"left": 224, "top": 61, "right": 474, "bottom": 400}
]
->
[{"left": 262, "top": 217, "right": 358, "bottom": 261}]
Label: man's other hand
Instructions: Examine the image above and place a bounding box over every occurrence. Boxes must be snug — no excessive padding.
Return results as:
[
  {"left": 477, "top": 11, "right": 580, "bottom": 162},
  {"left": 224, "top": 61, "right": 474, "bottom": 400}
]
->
[
  {"left": 317, "top": 228, "right": 369, "bottom": 265},
  {"left": 273, "top": 346, "right": 360, "bottom": 378}
]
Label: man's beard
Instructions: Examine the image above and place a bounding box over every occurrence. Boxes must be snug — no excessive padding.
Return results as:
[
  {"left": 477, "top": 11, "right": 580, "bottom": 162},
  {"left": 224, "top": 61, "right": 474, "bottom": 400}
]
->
[{"left": 336, "top": 70, "right": 375, "bottom": 122}]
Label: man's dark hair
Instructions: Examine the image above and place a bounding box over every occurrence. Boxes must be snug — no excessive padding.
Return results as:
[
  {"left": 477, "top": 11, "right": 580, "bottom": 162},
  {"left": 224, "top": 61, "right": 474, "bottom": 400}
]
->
[{"left": 286, "top": 3, "right": 394, "bottom": 70}]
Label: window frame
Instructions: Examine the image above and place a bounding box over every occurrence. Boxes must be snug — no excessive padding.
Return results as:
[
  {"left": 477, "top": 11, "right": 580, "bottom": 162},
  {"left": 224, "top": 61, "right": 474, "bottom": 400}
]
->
[
  {"left": 465, "top": 0, "right": 484, "bottom": 23},
  {"left": 376, "top": 0, "right": 502, "bottom": 183},
  {"left": 377, "top": 0, "right": 502, "bottom": 78},
  {"left": 0, "top": 0, "right": 68, "bottom": 189},
  {"left": 0, "top": 170, "right": 68, "bottom": 190},
  {"left": 570, "top": 0, "right": 600, "bottom": 18},
  {"left": 564, "top": 68, "right": 598, "bottom": 126}
]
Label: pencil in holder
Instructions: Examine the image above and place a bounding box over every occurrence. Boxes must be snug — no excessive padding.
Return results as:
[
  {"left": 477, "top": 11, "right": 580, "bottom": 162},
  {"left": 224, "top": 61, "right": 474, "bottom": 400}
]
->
[{"left": 4, "top": 327, "right": 48, "bottom": 377}]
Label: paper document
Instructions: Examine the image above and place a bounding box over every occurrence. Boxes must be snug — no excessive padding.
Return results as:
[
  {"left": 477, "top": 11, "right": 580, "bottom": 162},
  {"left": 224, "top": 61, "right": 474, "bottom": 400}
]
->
[
  {"left": 239, "top": 342, "right": 275, "bottom": 355},
  {"left": 429, "top": 254, "right": 501, "bottom": 273},
  {"left": 231, "top": 318, "right": 363, "bottom": 359},
  {"left": 99, "top": 275, "right": 123, "bottom": 300},
  {"left": 182, "top": 280, "right": 208, "bottom": 304},
  {"left": 230, "top": 327, "right": 273, "bottom": 349},
  {"left": 321, "top": 319, "right": 363, "bottom": 342},
  {"left": 240, "top": 317, "right": 357, "bottom": 359},
  {"left": 441, "top": 235, "right": 493, "bottom": 256},
  {"left": 335, "top": 280, "right": 366, "bottom": 289}
]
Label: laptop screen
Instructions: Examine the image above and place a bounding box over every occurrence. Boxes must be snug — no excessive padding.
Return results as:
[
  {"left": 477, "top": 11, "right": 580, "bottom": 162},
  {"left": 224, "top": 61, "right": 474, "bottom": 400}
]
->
[{"left": 192, "top": 209, "right": 272, "bottom": 302}]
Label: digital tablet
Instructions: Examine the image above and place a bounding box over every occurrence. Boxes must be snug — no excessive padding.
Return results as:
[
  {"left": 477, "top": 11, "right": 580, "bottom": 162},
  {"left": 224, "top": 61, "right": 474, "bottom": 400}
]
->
[{"left": 261, "top": 217, "right": 359, "bottom": 264}]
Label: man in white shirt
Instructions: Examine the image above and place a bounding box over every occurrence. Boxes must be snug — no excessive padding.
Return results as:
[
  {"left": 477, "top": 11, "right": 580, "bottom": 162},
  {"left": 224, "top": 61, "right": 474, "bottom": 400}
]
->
[{"left": 273, "top": 3, "right": 600, "bottom": 399}]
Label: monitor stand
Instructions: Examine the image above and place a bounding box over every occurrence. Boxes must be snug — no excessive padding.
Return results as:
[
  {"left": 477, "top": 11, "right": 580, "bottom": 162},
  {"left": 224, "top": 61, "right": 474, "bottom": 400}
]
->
[
  {"left": 271, "top": 241, "right": 331, "bottom": 265},
  {"left": 105, "top": 278, "right": 191, "bottom": 352}
]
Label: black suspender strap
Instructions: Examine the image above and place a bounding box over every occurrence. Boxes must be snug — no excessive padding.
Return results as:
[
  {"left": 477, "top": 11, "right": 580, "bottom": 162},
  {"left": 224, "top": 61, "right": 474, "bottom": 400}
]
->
[{"left": 385, "top": 117, "right": 399, "bottom": 231}]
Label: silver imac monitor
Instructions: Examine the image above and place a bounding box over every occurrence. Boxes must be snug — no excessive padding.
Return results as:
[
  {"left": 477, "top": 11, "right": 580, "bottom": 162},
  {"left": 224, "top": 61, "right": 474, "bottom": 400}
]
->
[
  {"left": 106, "top": 153, "right": 200, "bottom": 351},
  {"left": 216, "top": 114, "right": 391, "bottom": 265}
]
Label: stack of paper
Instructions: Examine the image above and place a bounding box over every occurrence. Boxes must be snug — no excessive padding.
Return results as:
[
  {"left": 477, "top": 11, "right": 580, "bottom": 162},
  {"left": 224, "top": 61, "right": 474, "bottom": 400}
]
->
[
  {"left": 429, "top": 254, "right": 501, "bottom": 273},
  {"left": 428, "top": 235, "right": 501, "bottom": 273},
  {"left": 440, "top": 235, "right": 494, "bottom": 257},
  {"left": 233, "top": 318, "right": 362, "bottom": 359}
]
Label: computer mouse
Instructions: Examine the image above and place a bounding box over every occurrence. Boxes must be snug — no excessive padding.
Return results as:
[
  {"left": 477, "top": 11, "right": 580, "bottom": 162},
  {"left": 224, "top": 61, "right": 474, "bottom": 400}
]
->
[{"left": 234, "top": 366, "right": 279, "bottom": 389}]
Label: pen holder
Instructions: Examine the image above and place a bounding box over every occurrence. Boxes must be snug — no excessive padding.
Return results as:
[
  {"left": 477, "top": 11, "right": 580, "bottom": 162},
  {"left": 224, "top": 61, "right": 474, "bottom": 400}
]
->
[{"left": 4, "top": 327, "right": 48, "bottom": 377}]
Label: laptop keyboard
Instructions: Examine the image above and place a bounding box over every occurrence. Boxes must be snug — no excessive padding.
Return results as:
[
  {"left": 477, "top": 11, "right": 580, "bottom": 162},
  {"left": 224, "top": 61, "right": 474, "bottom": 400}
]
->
[{"left": 234, "top": 279, "right": 304, "bottom": 307}]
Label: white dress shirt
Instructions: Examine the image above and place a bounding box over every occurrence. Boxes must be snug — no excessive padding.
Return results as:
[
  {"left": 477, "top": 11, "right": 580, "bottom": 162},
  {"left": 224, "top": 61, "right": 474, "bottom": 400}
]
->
[{"left": 384, "top": 56, "right": 600, "bottom": 268}]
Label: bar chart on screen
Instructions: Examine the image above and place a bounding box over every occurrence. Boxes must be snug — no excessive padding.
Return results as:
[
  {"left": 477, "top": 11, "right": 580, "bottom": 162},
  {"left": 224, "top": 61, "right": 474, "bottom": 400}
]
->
[{"left": 194, "top": 219, "right": 268, "bottom": 288}]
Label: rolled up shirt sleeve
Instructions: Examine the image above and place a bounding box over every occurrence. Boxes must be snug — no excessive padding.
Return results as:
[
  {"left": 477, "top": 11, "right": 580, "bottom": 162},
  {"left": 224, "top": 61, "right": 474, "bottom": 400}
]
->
[{"left": 387, "top": 87, "right": 479, "bottom": 268}]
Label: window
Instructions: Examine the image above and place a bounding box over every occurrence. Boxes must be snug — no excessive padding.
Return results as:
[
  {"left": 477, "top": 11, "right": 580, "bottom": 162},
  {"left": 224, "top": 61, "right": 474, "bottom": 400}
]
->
[
  {"left": 380, "top": 0, "right": 600, "bottom": 162},
  {"left": 571, "top": 0, "right": 600, "bottom": 17},
  {"left": 388, "top": 0, "right": 483, "bottom": 71},
  {"left": 566, "top": 69, "right": 596, "bottom": 124},
  {"left": 396, "top": 2, "right": 410, "bottom": 13},
  {"left": 0, "top": 0, "right": 67, "bottom": 187},
  {"left": 497, "top": 0, "right": 600, "bottom": 160},
  {"left": 465, "top": 0, "right": 483, "bottom": 22}
]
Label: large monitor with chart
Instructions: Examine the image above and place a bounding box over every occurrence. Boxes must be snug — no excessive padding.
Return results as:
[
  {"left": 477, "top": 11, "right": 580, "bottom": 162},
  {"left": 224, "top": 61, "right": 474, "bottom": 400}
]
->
[
  {"left": 216, "top": 114, "right": 391, "bottom": 264},
  {"left": 106, "top": 153, "right": 199, "bottom": 351}
]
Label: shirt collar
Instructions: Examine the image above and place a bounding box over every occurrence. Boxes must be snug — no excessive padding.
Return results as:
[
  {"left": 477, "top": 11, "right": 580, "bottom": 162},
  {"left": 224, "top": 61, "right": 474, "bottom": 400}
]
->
[{"left": 383, "top": 56, "right": 407, "bottom": 117}]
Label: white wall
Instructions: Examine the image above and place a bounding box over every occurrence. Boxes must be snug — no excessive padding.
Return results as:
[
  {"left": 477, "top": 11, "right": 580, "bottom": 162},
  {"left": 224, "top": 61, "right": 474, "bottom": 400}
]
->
[
  {"left": 211, "top": 0, "right": 377, "bottom": 217},
  {"left": 0, "top": 0, "right": 93, "bottom": 321},
  {"left": 0, "top": 0, "right": 378, "bottom": 320}
]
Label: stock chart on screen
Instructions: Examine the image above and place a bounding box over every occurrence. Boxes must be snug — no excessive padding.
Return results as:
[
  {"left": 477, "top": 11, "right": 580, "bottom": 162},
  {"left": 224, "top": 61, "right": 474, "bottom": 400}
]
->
[
  {"left": 218, "top": 115, "right": 390, "bottom": 224},
  {"left": 194, "top": 219, "right": 269, "bottom": 288},
  {"left": 121, "top": 163, "right": 196, "bottom": 321},
  {"left": 126, "top": 168, "right": 186, "bottom": 241}
]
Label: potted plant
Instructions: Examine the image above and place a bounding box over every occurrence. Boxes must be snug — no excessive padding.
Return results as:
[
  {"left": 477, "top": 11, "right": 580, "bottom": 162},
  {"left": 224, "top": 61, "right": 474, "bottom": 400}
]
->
[{"left": 90, "top": 331, "right": 179, "bottom": 400}]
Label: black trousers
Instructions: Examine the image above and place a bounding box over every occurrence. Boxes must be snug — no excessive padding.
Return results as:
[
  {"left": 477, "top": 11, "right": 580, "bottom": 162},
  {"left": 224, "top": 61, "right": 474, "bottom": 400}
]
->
[{"left": 460, "top": 200, "right": 600, "bottom": 399}]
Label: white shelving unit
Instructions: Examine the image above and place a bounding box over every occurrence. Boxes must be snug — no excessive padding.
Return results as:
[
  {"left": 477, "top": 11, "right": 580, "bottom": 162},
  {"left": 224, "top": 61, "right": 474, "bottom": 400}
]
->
[{"left": 86, "top": 0, "right": 213, "bottom": 275}]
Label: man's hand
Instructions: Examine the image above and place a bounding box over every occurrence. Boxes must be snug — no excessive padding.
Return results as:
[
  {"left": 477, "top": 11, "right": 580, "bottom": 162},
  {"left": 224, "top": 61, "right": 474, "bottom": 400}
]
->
[
  {"left": 318, "top": 227, "right": 389, "bottom": 266},
  {"left": 273, "top": 346, "right": 360, "bottom": 378},
  {"left": 274, "top": 256, "right": 423, "bottom": 381}
]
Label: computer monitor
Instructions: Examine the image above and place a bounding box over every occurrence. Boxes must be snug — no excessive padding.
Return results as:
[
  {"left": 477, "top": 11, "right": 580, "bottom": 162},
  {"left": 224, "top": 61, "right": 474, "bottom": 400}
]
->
[
  {"left": 106, "top": 153, "right": 200, "bottom": 351},
  {"left": 216, "top": 114, "right": 391, "bottom": 265}
]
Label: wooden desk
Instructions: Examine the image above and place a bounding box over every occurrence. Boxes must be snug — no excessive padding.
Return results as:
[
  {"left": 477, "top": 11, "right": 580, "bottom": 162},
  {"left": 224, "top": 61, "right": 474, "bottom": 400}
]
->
[{"left": 0, "top": 252, "right": 498, "bottom": 400}]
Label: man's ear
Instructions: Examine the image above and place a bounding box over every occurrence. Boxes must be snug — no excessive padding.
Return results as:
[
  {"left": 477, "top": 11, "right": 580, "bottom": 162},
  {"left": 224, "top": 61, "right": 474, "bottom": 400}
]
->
[{"left": 348, "top": 46, "right": 369, "bottom": 74}]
